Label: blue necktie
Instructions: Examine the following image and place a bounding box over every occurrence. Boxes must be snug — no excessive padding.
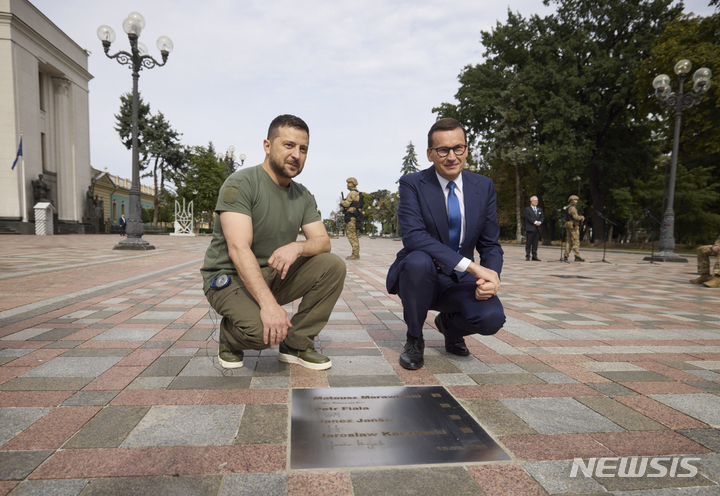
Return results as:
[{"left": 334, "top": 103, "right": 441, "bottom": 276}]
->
[{"left": 447, "top": 182, "right": 461, "bottom": 252}]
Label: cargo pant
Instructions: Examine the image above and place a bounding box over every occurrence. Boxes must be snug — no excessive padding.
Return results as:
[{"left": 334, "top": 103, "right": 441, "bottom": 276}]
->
[
  {"left": 206, "top": 253, "right": 346, "bottom": 352},
  {"left": 346, "top": 217, "right": 360, "bottom": 257},
  {"left": 697, "top": 245, "right": 720, "bottom": 275},
  {"left": 564, "top": 221, "right": 581, "bottom": 258}
]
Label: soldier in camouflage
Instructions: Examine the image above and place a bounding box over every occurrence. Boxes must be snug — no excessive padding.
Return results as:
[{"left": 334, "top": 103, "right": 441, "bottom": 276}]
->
[
  {"left": 564, "top": 195, "right": 585, "bottom": 262},
  {"left": 691, "top": 233, "right": 720, "bottom": 288},
  {"left": 341, "top": 177, "right": 361, "bottom": 260}
]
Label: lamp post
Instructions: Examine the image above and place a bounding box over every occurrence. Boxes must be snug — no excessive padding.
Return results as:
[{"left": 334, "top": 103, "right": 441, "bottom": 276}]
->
[
  {"left": 218, "top": 146, "right": 246, "bottom": 176},
  {"left": 645, "top": 60, "right": 711, "bottom": 262},
  {"left": 97, "top": 13, "right": 174, "bottom": 250}
]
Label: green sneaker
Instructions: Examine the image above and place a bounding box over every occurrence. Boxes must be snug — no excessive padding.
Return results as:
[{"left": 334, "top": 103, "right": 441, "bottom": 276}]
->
[
  {"left": 278, "top": 341, "right": 331, "bottom": 370},
  {"left": 218, "top": 333, "right": 244, "bottom": 369}
]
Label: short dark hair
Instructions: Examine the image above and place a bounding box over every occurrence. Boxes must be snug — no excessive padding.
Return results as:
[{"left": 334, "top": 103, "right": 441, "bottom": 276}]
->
[
  {"left": 267, "top": 114, "right": 309, "bottom": 141},
  {"left": 428, "top": 118, "right": 466, "bottom": 148}
]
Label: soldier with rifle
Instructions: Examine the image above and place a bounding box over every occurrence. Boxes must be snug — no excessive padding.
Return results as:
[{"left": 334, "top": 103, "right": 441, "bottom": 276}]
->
[
  {"left": 564, "top": 195, "right": 585, "bottom": 262},
  {"left": 341, "top": 177, "right": 363, "bottom": 260}
]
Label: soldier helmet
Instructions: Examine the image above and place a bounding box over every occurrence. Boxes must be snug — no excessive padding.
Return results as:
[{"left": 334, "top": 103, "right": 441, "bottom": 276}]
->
[
  {"left": 346, "top": 177, "right": 358, "bottom": 186},
  {"left": 568, "top": 195, "right": 579, "bottom": 202}
]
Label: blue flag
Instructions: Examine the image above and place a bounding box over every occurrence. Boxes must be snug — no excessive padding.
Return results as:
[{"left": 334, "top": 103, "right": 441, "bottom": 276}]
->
[{"left": 11, "top": 136, "right": 22, "bottom": 170}]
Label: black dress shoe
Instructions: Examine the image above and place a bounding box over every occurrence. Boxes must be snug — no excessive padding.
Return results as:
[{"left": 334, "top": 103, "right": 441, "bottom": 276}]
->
[
  {"left": 525, "top": 256, "right": 531, "bottom": 261},
  {"left": 399, "top": 336, "right": 424, "bottom": 370},
  {"left": 532, "top": 257, "right": 541, "bottom": 261},
  {"left": 434, "top": 314, "right": 469, "bottom": 357}
]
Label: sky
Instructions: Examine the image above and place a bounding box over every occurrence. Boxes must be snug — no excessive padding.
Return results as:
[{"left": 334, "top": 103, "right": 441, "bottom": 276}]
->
[{"left": 32, "top": 0, "right": 716, "bottom": 221}]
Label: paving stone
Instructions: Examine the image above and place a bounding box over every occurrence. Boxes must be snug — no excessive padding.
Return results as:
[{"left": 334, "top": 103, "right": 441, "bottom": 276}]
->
[
  {"left": 587, "top": 382, "right": 639, "bottom": 396},
  {"left": 43, "top": 341, "right": 84, "bottom": 349},
  {"left": 590, "top": 456, "right": 716, "bottom": 492},
  {"left": 677, "top": 430, "right": 720, "bottom": 453},
  {"left": 613, "top": 487, "right": 720, "bottom": 496},
  {"left": 29, "top": 329, "right": 80, "bottom": 341},
  {"left": 319, "top": 329, "right": 373, "bottom": 341},
  {"left": 460, "top": 399, "right": 537, "bottom": 436},
  {"left": 650, "top": 394, "right": 720, "bottom": 428},
  {"left": 533, "top": 372, "right": 578, "bottom": 384},
  {"left": 62, "top": 391, "right": 119, "bottom": 406},
  {"left": 470, "top": 373, "right": 547, "bottom": 385},
  {"left": 598, "top": 371, "right": 674, "bottom": 382},
  {"left": 219, "top": 474, "right": 287, "bottom": 496},
  {"left": 168, "top": 376, "right": 252, "bottom": 390},
  {"left": 695, "top": 453, "right": 720, "bottom": 484},
  {"left": 250, "top": 374, "right": 290, "bottom": 389},
  {"left": 582, "top": 362, "right": 648, "bottom": 372},
  {"left": 0, "top": 349, "right": 34, "bottom": 358},
  {"left": 162, "top": 347, "right": 198, "bottom": 356},
  {"left": 0, "top": 450, "right": 53, "bottom": 481},
  {"left": 0, "top": 377, "right": 93, "bottom": 391},
  {"left": 77, "top": 475, "right": 222, "bottom": 496},
  {"left": 518, "top": 362, "right": 558, "bottom": 373},
  {"left": 91, "top": 328, "right": 162, "bottom": 341},
  {"left": 7, "top": 478, "right": 89, "bottom": 495},
  {"left": 321, "top": 348, "right": 382, "bottom": 356},
  {"left": 121, "top": 405, "right": 244, "bottom": 447},
  {"left": 179, "top": 328, "right": 214, "bottom": 340},
  {"left": 350, "top": 467, "right": 482, "bottom": 496},
  {"left": 444, "top": 355, "right": 495, "bottom": 374},
  {"left": 684, "top": 381, "right": 720, "bottom": 394},
  {"left": 126, "top": 376, "right": 174, "bottom": 390},
  {"left": 21, "top": 357, "right": 123, "bottom": 378},
  {"left": 576, "top": 396, "right": 666, "bottom": 431},
  {"left": 327, "top": 375, "right": 404, "bottom": 387},
  {"left": 524, "top": 459, "right": 605, "bottom": 495},
  {"left": 63, "top": 406, "right": 149, "bottom": 448},
  {"left": 435, "top": 373, "right": 477, "bottom": 386},
  {"left": 501, "top": 397, "right": 625, "bottom": 434},
  {"left": 140, "top": 341, "right": 173, "bottom": 349},
  {"left": 139, "top": 356, "right": 192, "bottom": 377},
  {"left": 234, "top": 404, "right": 287, "bottom": 445},
  {"left": 0, "top": 407, "right": 52, "bottom": 446},
  {"left": 60, "top": 349, "right": 132, "bottom": 357},
  {"left": 324, "top": 355, "right": 395, "bottom": 376},
  {"left": 422, "top": 355, "right": 463, "bottom": 374}
]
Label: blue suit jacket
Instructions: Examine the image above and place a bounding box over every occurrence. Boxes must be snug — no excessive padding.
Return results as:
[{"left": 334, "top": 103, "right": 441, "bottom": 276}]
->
[{"left": 386, "top": 166, "right": 503, "bottom": 294}]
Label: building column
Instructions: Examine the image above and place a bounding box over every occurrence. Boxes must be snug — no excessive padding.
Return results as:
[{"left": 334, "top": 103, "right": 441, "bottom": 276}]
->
[{"left": 52, "top": 77, "right": 75, "bottom": 221}]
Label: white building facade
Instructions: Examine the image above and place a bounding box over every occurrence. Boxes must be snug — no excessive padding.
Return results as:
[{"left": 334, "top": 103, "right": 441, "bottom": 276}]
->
[{"left": 1, "top": 0, "right": 92, "bottom": 233}]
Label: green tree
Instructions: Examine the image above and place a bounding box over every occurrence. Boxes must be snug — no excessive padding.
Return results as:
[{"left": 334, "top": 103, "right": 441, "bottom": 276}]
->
[
  {"left": 114, "top": 92, "right": 151, "bottom": 166},
  {"left": 143, "top": 112, "right": 188, "bottom": 225},
  {"left": 398, "top": 141, "right": 420, "bottom": 181},
  {"left": 174, "top": 143, "right": 226, "bottom": 230},
  {"left": 435, "top": 0, "right": 682, "bottom": 245}
]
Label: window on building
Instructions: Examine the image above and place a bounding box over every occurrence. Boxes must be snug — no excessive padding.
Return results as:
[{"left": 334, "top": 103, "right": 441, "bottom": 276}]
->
[
  {"left": 40, "top": 133, "right": 46, "bottom": 168},
  {"left": 112, "top": 201, "right": 117, "bottom": 222},
  {"left": 121, "top": 203, "right": 125, "bottom": 216},
  {"left": 39, "top": 73, "right": 45, "bottom": 111}
]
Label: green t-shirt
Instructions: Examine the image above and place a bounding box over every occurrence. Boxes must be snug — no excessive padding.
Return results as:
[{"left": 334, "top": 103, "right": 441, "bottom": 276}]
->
[{"left": 200, "top": 165, "right": 321, "bottom": 293}]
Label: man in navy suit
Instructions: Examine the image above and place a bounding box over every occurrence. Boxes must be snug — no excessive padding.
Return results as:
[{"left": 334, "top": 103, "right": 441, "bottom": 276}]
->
[
  {"left": 386, "top": 118, "right": 505, "bottom": 370},
  {"left": 523, "top": 196, "right": 543, "bottom": 261}
]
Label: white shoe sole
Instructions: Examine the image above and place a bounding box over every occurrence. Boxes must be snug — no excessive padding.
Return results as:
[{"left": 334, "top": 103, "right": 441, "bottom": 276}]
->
[
  {"left": 278, "top": 352, "right": 331, "bottom": 370},
  {"left": 219, "top": 356, "right": 243, "bottom": 369}
]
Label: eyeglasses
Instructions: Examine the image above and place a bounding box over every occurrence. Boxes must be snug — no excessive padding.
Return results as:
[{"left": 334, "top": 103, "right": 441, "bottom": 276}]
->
[{"left": 429, "top": 144, "right": 467, "bottom": 157}]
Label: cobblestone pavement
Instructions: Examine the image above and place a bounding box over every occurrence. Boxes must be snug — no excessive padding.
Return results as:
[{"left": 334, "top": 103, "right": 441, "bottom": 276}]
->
[{"left": 1, "top": 235, "right": 719, "bottom": 496}]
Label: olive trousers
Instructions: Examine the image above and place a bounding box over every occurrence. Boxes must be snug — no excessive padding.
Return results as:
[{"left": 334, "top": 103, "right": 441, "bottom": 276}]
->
[{"left": 206, "top": 253, "right": 346, "bottom": 352}]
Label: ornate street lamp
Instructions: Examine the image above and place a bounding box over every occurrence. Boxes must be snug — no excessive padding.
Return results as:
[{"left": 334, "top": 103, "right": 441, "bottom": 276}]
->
[
  {"left": 218, "top": 146, "right": 246, "bottom": 176},
  {"left": 98, "top": 13, "right": 174, "bottom": 250},
  {"left": 645, "top": 60, "right": 711, "bottom": 262}
]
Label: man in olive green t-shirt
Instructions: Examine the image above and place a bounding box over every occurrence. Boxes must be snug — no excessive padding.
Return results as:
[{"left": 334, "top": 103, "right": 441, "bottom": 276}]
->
[{"left": 200, "top": 114, "right": 346, "bottom": 370}]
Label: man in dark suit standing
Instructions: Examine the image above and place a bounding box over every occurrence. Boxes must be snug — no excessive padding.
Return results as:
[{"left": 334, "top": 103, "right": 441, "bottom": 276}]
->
[
  {"left": 386, "top": 118, "right": 505, "bottom": 370},
  {"left": 119, "top": 214, "right": 126, "bottom": 236},
  {"left": 523, "top": 196, "right": 543, "bottom": 261}
]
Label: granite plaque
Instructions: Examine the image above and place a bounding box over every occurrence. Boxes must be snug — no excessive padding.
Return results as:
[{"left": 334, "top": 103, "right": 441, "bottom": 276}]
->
[{"left": 291, "top": 386, "right": 510, "bottom": 469}]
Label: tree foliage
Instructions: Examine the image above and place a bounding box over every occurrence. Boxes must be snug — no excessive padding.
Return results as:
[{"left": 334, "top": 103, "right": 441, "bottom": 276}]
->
[
  {"left": 174, "top": 143, "right": 227, "bottom": 229},
  {"left": 398, "top": 142, "right": 420, "bottom": 181},
  {"left": 435, "top": 0, "right": 683, "bottom": 244}
]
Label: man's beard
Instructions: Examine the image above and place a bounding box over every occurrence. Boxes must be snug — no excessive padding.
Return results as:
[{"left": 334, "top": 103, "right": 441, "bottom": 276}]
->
[{"left": 269, "top": 154, "right": 302, "bottom": 179}]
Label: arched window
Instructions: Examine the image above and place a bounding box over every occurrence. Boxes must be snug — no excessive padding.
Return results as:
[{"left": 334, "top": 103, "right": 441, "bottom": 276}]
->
[
  {"left": 121, "top": 202, "right": 126, "bottom": 217},
  {"left": 112, "top": 201, "right": 117, "bottom": 222}
]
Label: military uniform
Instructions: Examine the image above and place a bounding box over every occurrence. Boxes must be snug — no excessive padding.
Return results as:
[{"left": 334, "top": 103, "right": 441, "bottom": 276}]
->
[
  {"left": 691, "top": 233, "right": 720, "bottom": 287},
  {"left": 341, "top": 177, "right": 361, "bottom": 260},
  {"left": 564, "top": 195, "right": 585, "bottom": 261}
]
